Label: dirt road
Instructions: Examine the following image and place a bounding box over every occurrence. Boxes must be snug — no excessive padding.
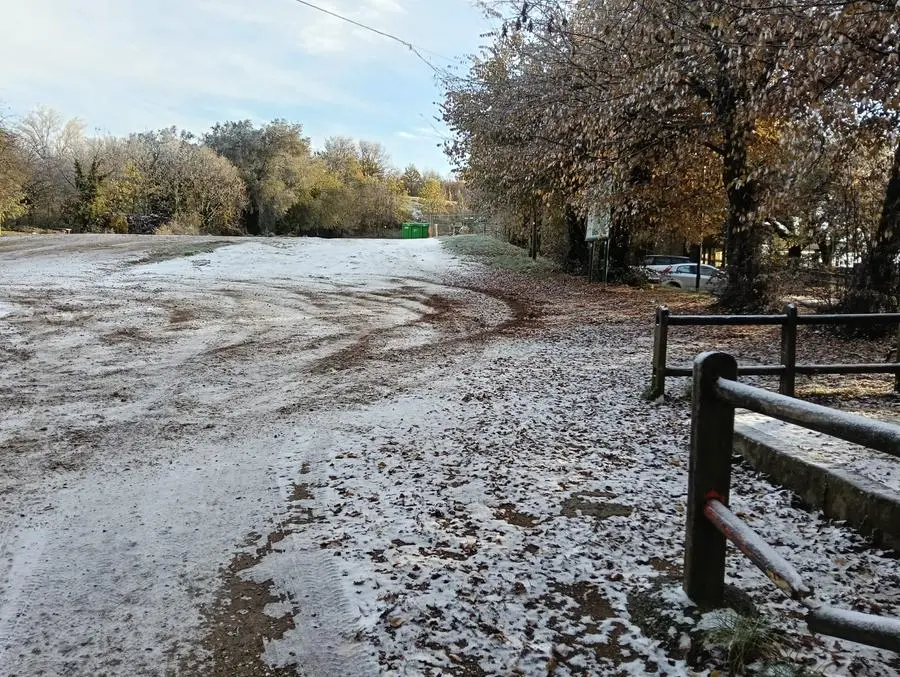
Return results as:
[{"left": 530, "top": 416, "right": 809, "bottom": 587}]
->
[{"left": 0, "top": 235, "right": 897, "bottom": 676}]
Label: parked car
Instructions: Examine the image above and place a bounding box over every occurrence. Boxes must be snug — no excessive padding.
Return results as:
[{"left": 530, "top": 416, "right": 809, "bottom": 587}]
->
[
  {"left": 660, "top": 263, "right": 725, "bottom": 290},
  {"left": 636, "top": 254, "right": 692, "bottom": 284},
  {"left": 642, "top": 255, "right": 692, "bottom": 273},
  {"left": 638, "top": 267, "right": 662, "bottom": 283}
]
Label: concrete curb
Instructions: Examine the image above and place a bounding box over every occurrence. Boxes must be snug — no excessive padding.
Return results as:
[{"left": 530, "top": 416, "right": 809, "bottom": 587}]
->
[{"left": 734, "top": 423, "right": 900, "bottom": 552}]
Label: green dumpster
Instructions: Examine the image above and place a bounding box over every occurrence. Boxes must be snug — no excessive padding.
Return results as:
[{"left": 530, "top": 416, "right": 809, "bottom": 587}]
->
[{"left": 402, "top": 223, "right": 430, "bottom": 239}]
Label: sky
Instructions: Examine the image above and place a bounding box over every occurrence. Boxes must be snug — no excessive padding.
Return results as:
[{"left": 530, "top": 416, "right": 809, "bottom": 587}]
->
[{"left": 0, "top": 0, "right": 494, "bottom": 175}]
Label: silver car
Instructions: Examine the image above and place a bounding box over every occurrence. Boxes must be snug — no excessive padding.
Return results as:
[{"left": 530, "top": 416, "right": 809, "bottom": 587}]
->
[
  {"left": 642, "top": 255, "right": 692, "bottom": 274},
  {"left": 639, "top": 255, "right": 692, "bottom": 284},
  {"left": 660, "top": 263, "right": 725, "bottom": 290}
]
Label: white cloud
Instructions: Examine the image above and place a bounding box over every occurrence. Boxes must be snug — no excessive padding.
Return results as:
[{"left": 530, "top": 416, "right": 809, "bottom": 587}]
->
[
  {"left": 0, "top": 0, "right": 388, "bottom": 112},
  {"left": 0, "top": 0, "right": 490, "bottom": 169},
  {"left": 193, "top": 0, "right": 408, "bottom": 56}
]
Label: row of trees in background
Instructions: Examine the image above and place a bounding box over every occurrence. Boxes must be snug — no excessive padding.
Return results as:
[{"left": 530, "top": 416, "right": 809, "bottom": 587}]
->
[
  {"left": 0, "top": 106, "right": 465, "bottom": 238},
  {"left": 443, "top": 1, "right": 899, "bottom": 312}
]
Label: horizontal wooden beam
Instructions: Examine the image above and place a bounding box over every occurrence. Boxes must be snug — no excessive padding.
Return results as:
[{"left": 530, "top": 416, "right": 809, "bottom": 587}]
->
[
  {"left": 797, "top": 313, "right": 900, "bottom": 325},
  {"left": 714, "top": 378, "right": 900, "bottom": 458},
  {"left": 666, "top": 363, "right": 900, "bottom": 378},
  {"left": 668, "top": 315, "right": 785, "bottom": 326},
  {"left": 807, "top": 605, "right": 900, "bottom": 653},
  {"left": 667, "top": 311, "right": 900, "bottom": 327},
  {"left": 794, "top": 363, "right": 900, "bottom": 375}
]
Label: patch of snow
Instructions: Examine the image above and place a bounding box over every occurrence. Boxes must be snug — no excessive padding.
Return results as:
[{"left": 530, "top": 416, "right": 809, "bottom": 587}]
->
[{"left": 0, "top": 235, "right": 897, "bottom": 676}]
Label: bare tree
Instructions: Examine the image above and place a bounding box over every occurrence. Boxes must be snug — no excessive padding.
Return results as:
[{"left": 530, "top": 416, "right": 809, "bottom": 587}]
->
[{"left": 16, "top": 106, "right": 86, "bottom": 225}]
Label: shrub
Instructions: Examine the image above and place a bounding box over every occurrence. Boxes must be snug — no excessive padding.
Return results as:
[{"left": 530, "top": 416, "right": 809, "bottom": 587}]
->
[{"left": 156, "top": 218, "right": 199, "bottom": 236}]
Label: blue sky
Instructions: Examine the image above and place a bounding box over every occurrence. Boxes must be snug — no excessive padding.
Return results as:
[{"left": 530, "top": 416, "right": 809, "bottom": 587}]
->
[{"left": 0, "top": 0, "right": 493, "bottom": 175}]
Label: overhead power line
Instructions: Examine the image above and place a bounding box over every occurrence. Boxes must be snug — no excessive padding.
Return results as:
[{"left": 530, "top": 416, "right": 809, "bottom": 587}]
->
[{"left": 289, "top": 0, "right": 453, "bottom": 76}]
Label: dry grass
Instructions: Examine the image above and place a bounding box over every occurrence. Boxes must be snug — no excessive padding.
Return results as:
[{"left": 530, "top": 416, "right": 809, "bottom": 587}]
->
[
  {"left": 705, "top": 612, "right": 784, "bottom": 675},
  {"left": 441, "top": 235, "right": 559, "bottom": 273},
  {"left": 130, "top": 241, "right": 235, "bottom": 265}
]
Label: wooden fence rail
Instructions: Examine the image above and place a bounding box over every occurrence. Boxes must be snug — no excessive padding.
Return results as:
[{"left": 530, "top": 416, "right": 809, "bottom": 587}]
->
[
  {"left": 650, "top": 304, "right": 900, "bottom": 398},
  {"left": 685, "top": 351, "right": 900, "bottom": 651}
]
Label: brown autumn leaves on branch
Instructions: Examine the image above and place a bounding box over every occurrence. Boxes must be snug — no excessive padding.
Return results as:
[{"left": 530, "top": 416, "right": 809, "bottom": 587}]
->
[{"left": 442, "top": 1, "right": 899, "bottom": 311}]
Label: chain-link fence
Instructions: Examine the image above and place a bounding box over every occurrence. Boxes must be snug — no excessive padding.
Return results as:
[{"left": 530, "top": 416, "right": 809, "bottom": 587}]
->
[
  {"left": 426, "top": 212, "right": 504, "bottom": 239},
  {"left": 775, "top": 265, "right": 853, "bottom": 309}
]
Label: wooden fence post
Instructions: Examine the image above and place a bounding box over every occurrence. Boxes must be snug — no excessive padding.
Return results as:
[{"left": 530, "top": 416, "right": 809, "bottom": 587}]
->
[
  {"left": 780, "top": 303, "right": 798, "bottom": 397},
  {"left": 650, "top": 306, "right": 670, "bottom": 398},
  {"left": 684, "top": 351, "right": 737, "bottom": 609}
]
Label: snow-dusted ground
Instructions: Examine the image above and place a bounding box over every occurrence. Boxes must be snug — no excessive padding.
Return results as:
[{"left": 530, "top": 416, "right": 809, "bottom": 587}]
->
[{"left": 0, "top": 235, "right": 898, "bottom": 676}]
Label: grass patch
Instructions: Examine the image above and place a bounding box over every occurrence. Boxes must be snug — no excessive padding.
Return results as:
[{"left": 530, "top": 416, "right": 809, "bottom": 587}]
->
[
  {"left": 797, "top": 379, "right": 897, "bottom": 401},
  {"left": 702, "top": 610, "right": 824, "bottom": 676},
  {"left": 130, "top": 241, "right": 235, "bottom": 266},
  {"left": 440, "top": 235, "right": 558, "bottom": 273},
  {"left": 706, "top": 612, "right": 782, "bottom": 674}
]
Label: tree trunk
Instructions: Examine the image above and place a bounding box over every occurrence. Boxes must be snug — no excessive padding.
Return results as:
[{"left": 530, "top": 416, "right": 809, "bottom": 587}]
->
[
  {"left": 564, "top": 205, "right": 588, "bottom": 269},
  {"left": 530, "top": 202, "right": 541, "bottom": 260},
  {"left": 844, "top": 138, "right": 900, "bottom": 314},
  {"left": 607, "top": 207, "right": 632, "bottom": 273},
  {"left": 717, "top": 114, "right": 772, "bottom": 311}
]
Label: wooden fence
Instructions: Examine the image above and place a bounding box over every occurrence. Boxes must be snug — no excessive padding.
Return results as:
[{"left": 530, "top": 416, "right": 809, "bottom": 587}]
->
[
  {"left": 685, "top": 351, "right": 900, "bottom": 651},
  {"left": 650, "top": 304, "right": 900, "bottom": 399}
]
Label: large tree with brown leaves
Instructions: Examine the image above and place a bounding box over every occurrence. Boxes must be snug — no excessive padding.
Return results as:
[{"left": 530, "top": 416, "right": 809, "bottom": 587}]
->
[{"left": 444, "top": 1, "right": 899, "bottom": 310}]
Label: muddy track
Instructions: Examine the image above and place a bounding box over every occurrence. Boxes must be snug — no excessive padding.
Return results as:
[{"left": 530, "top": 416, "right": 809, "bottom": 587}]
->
[
  {"left": 180, "top": 446, "right": 380, "bottom": 677},
  {"left": 297, "top": 282, "right": 534, "bottom": 387},
  {"left": 174, "top": 282, "right": 531, "bottom": 676}
]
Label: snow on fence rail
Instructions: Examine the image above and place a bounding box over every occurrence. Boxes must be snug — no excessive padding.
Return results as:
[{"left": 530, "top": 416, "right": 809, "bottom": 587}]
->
[
  {"left": 685, "top": 351, "right": 900, "bottom": 652},
  {"left": 649, "top": 304, "right": 900, "bottom": 399}
]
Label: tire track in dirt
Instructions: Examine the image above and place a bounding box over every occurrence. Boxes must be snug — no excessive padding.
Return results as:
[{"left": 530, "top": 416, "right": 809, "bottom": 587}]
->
[
  {"left": 277, "top": 283, "right": 522, "bottom": 416},
  {"left": 183, "top": 429, "right": 379, "bottom": 677},
  {"left": 0, "top": 527, "right": 50, "bottom": 673},
  {"left": 251, "top": 535, "right": 380, "bottom": 677},
  {"left": 0, "top": 238, "right": 509, "bottom": 674},
  {"left": 256, "top": 433, "right": 380, "bottom": 677}
]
